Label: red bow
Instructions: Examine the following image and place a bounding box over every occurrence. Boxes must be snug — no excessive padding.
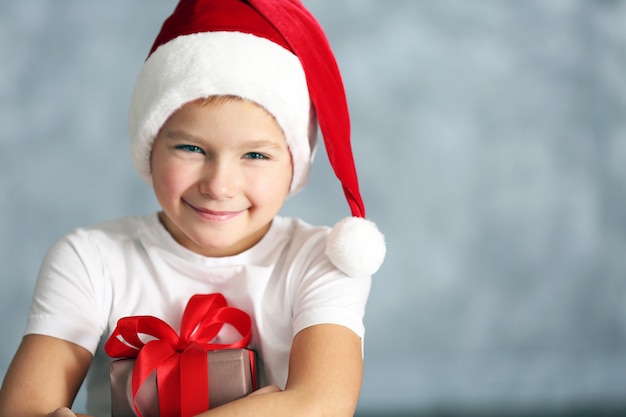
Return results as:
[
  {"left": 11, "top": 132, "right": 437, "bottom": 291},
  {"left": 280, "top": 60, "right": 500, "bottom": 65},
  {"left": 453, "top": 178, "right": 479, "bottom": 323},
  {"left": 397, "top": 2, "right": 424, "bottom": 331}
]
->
[{"left": 105, "top": 293, "right": 252, "bottom": 417}]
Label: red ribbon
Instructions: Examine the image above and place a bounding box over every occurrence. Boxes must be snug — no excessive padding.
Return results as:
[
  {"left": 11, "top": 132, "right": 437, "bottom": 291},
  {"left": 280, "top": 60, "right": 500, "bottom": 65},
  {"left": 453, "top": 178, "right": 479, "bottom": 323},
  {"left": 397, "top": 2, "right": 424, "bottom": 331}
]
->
[{"left": 105, "top": 293, "right": 252, "bottom": 417}]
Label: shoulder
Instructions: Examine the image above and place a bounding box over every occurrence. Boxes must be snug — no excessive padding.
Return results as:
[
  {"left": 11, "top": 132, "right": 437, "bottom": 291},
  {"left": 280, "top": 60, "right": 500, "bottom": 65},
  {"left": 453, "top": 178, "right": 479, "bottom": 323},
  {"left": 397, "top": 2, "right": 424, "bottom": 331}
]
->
[
  {"left": 275, "top": 216, "right": 330, "bottom": 239},
  {"left": 270, "top": 219, "right": 372, "bottom": 339},
  {"left": 270, "top": 216, "right": 355, "bottom": 282},
  {"left": 272, "top": 216, "right": 331, "bottom": 258},
  {"left": 77, "top": 215, "right": 150, "bottom": 240},
  {"left": 63, "top": 214, "right": 154, "bottom": 245},
  {"left": 44, "top": 214, "right": 155, "bottom": 265}
]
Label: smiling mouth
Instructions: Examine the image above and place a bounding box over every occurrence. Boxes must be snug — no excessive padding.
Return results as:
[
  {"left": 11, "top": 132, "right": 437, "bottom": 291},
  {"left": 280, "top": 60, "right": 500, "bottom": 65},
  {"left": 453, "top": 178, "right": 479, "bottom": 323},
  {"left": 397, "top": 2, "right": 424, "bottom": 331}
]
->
[{"left": 185, "top": 201, "right": 244, "bottom": 222}]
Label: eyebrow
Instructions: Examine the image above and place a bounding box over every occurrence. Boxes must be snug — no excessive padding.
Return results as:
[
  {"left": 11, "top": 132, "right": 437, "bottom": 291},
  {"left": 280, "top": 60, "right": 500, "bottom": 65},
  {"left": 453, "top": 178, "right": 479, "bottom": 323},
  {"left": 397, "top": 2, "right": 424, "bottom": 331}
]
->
[
  {"left": 163, "top": 130, "right": 284, "bottom": 149},
  {"left": 162, "top": 130, "right": 202, "bottom": 143},
  {"left": 243, "top": 139, "right": 285, "bottom": 149}
]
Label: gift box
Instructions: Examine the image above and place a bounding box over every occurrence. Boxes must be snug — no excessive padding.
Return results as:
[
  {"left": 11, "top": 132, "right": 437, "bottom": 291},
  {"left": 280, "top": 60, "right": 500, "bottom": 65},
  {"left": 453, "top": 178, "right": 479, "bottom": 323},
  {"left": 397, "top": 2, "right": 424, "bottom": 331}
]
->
[
  {"left": 105, "top": 293, "right": 257, "bottom": 417},
  {"left": 110, "top": 348, "right": 257, "bottom": 417}
]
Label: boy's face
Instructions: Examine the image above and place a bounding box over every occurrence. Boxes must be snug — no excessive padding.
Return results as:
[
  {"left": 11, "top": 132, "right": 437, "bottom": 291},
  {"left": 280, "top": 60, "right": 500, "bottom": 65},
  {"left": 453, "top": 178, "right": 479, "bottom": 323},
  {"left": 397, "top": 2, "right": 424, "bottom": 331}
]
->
[{"left": 150, "top": 98, "right": 293, "bottom": 257}]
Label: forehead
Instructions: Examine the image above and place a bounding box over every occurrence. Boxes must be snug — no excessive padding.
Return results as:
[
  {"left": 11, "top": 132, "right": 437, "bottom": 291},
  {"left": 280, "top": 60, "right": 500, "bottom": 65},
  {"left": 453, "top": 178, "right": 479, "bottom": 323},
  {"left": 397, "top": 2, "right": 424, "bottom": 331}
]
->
[
  {"left": 159, "top": 97, "right": 287, "bottom": 146},
  {"left": 197, "top": 95, "right": 275, "bottom": 118}
]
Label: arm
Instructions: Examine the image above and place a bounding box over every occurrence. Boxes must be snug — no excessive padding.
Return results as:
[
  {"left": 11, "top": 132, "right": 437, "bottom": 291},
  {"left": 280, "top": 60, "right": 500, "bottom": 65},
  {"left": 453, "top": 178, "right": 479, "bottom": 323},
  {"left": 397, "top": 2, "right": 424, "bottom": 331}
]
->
[
  {"left": 0, "top": 334, "right": 94, "bottom": 417},
  {"left": 196, "top": 323, "right": 363, "bottom": 417}
]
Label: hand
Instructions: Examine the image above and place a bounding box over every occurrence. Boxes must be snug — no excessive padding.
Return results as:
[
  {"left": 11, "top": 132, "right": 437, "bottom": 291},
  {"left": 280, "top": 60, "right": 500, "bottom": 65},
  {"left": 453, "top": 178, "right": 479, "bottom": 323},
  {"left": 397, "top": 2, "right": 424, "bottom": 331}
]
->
[
  {"left": 247, "top": 384, "right": 281, "bottom": 397},
  {"left": 47, "top": 407, "right": 77, "bottom": 417}
]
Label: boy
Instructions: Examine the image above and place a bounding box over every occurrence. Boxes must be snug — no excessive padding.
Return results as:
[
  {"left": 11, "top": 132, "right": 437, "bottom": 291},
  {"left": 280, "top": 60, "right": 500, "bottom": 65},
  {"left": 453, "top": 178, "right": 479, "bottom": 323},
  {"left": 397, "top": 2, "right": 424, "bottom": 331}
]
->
[{"left": 0, "top": 1, "right": 385, "bottom": 416}]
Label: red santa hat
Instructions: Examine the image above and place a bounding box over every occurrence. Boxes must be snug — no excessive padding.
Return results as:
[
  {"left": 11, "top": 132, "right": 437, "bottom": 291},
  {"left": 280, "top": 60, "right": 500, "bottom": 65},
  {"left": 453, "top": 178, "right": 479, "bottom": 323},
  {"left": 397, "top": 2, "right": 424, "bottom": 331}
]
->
[{"left": 129, "top": 0, "right": 385, "bottom": 277}]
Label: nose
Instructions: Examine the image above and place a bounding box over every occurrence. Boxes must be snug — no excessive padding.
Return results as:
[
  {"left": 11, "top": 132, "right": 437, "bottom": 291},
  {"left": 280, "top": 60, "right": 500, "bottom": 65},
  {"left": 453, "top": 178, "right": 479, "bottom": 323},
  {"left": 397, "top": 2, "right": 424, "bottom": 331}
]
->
[{"left": 198, "top": 160, "right": 239, "bottom": 200}]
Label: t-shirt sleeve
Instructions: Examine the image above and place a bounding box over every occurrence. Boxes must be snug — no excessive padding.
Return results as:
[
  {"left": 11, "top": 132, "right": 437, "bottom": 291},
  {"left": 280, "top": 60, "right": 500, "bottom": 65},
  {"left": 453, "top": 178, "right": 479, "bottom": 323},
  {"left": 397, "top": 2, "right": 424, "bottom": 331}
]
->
[
  {"left": 25, "top": 231, "right": 108, "bottom": 355},
  {"left": 290, "top": 232, "right": 372, "bottom": 340}
]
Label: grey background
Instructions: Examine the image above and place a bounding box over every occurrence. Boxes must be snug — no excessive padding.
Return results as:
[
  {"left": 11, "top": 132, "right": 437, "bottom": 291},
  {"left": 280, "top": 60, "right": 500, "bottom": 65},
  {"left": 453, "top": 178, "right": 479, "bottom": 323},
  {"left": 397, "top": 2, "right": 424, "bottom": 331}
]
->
[{"left": 1, "top": 1, "right": 626, "bottom": 415}]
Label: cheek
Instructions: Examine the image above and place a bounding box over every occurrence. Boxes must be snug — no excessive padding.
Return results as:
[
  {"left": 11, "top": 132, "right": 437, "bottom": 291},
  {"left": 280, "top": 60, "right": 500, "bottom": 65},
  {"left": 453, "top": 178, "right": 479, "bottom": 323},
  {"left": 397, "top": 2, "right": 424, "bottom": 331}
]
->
[
  {"left": 250, "top": 164, "right": 292, "bottom": 200},
  {"left": 151, "top": 156, "right": 188, "bottom": 200},
  {"left": 153, "top": 170, "right": 174, "bottom": 199}
]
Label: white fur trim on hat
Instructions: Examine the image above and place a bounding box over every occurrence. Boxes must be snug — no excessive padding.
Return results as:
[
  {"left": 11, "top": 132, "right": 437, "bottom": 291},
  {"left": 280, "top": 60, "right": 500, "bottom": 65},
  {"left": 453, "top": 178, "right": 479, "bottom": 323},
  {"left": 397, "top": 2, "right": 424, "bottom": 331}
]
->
[
  {"left": 325, "top": 217, "right": 386, "bottom": 277},
  {"left": 129, "top": 31, "right": 314, "bottom": 195}
]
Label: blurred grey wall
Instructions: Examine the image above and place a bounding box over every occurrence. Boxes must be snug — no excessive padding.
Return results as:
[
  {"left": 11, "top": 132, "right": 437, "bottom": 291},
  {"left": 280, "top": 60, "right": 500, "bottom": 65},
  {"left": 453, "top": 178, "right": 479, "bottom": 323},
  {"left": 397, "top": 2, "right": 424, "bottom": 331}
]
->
[{"left": 1, "top": 1, "right": 625, "bottom": 415}]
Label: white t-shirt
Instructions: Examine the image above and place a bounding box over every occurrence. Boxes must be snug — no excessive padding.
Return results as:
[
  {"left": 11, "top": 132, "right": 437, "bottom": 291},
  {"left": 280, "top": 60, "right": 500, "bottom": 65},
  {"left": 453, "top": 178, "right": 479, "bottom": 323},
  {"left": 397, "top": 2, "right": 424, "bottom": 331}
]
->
[{"left": 25, "top": 214, "right": 371, "bottom": 417}]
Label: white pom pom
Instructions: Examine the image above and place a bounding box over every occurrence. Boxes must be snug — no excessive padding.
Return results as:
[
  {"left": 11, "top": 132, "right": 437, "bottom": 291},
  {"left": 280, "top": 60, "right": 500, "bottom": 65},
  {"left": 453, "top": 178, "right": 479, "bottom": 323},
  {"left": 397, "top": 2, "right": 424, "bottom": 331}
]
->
[{"left": 325, "top": 217, "right": 386, "bottom": 277}]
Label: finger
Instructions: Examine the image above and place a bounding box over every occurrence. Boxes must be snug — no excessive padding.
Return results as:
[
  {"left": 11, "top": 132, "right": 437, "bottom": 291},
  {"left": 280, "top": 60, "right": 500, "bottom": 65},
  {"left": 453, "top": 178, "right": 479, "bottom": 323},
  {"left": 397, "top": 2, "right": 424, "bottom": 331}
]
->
[
  {"left": 47, "top": 407, "right": 77, "bottom": 417},
  {"left": 248, "top": 384, "right": 281, "bottom": 396}
]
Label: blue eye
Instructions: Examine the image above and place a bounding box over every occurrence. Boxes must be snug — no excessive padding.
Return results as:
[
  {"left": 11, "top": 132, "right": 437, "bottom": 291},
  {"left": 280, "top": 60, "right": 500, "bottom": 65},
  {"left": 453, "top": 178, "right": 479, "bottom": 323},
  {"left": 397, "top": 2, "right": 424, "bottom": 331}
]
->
[
  {"left": 244, "top": 152, "right": 268, "bottom": 160},
  {"left": 175, "top": 144, "right": 205, "bottom": 154}
]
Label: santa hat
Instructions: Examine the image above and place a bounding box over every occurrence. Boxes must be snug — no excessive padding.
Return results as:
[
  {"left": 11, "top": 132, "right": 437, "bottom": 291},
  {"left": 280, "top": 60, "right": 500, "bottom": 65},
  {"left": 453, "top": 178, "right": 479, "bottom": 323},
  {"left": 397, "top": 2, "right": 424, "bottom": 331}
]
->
[{"left": 129, "top": 0, "right": 385, "bottom": 277}]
